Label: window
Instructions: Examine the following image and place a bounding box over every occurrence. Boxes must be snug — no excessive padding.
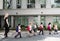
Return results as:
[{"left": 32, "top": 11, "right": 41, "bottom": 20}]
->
[
  {"left": 51, "top": 0, "right": 60, "bottom": 8},
  {"left": 3, "top": 0, "right": 12, "bottom": 9},
  {"left": 55, "top": 0, "right": 60, "bottom": 3},
  {"left": 40, "top": 16, "right": 46, "bottom": 26},
  {"left": 16, "top": 0, "right": 21, "bottom": 8},
  {"left": 53, "top": 16, "right": 60, "bottom": 28},
  {"left": 27, "top": 0, "right": 35, "bottom": 8},
  {"left": 40, "top": 0, "right": 46, "bottom": 8},
  {"left": 14, "top": 16, "right": 28, "bottom": 27}
]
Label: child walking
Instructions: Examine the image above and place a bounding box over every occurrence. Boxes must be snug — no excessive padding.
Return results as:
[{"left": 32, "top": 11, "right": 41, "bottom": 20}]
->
[
  {"left": 47, "top": 23, "right": 52, "bottom": 34},
  {"left": 38, "top": 23, "right": 44, "bottom": 35},
  {"left": 32, "top": 23, "right": 37, "bottom": 36},
  {"left": 54, "top": 24, "right": 58, "bottom": 34},
  {"left": 14, "top": 24, "right": 22, "bottom": 38},
  {"left": 26, "top": 23, "right": 33, "bottom": 37}
]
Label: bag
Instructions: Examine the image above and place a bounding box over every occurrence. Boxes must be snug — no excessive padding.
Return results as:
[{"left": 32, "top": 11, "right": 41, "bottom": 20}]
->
[
  {"left": 39, "top": 25, "right": 43, "bottom": 30},
  {"left": 16, "top": 26, "right": 18, "bottom": 32}
]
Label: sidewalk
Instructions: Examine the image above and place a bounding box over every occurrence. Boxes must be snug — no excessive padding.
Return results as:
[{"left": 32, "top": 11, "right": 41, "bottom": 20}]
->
[
  {"left": 0, "top": 30, "right": 28, "bottom": 40},
  {"left": 0, "top": 32, "right": 4, "bottom": 40},
  {"left": 0, "top": 30, "right": 60, "bottom": 40}
]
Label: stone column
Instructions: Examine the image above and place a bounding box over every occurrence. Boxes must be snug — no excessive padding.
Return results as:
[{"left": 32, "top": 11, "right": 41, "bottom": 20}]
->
[
  {"left": 21, "top": 0, "right": 27, "bottom": 9},
  {"left": 0, "top": 0, "right": 3, "bottom": 9},
  {"left": 35, "top": 0, "right": 41, "bottom": 8},
  {"left": 46, "top": 0, "right": 51, "bottom": 8},
  {"left": 38, "top": 15, "right": 40, "bottom": 26},
  {"left": 11, "top": 16, "right": 14, "bottom": 28},
  {"left": 12, "top": 0, "right": 16, "bottom": 9}
]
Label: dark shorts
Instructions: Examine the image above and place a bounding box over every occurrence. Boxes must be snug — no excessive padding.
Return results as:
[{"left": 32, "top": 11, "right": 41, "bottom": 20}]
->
[
  {"left": 29, "top": 30, "right": 32, "bottom": 33},
  {"left": 48, "top": 29, "right": 51, "bottom": 31},
  {"left": 54, "top": 29, "right": 58, "bottom": 32},
  {"left": 33, "top": 29, "right": 36, "bottom": 32}
]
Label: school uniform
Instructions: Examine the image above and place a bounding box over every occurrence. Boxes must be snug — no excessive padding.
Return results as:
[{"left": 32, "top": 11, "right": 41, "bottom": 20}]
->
[
  {"left": 28, "top": 25, "right": 32, "bottom": 33},
  {"left": 54, "top": 25, "right": 58, "bottom": 34},
  {"left": 39, "top": 24, "right": 44, "bottom": 35},
  {"left": 33, "top": 25, "right": 37, "bottom": 32},
  {"left": 15, "top": 25, "right": 22, "bottom": 38},
  {"left": 47, "top": 24, "right": 52, "bottom": 34}
]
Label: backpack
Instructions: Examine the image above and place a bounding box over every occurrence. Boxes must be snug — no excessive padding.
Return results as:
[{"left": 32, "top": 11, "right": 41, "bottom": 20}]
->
[
  {"left": 39, "top": 25, "right": 43, "bottom": 30},
  {"left": 16, "top": 26, "right": 18, "bottom": 32}
]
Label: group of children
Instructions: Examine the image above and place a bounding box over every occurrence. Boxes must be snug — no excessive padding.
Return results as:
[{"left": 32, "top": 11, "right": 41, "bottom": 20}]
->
[
  {"left": 47, "top": 23, "right": 58, "bottom": 34},
  {"left": 14, "top": 22, "right": 58, "bottom": 38}
]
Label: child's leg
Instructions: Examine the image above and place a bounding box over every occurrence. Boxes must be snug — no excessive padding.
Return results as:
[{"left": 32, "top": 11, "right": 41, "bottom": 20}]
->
[
  {"left": 19, "top": 32, "right": 22, "bottom": 38},
  {"left": 55, "top": 29, "right": 58, "bottom": 34},
  {"left": 49, "top": 30, "right": 51, "bottom": 34},
  {"left": 39, "top": 30, "right": 41, "bottom": 35},
  {"left": 42, "top": 30, "right": 44, "bottom": 35},
  {"left": 54, "top": 29, "right": 56, "bottom": 34},
  {"left": 33, "top": 29, "right": 36, "bottom": 36},
  {"left": 15, "top": 32, "right": 19, "bottom": 38},
  {"left": 34, "top": 29, "right": 37, "bottom": 35},
  {"left": 54, "top": 29, "right": 58, "bottom": 34},
  {"left": 29, "top": 30, "right": 33, "bottom": 36},
  {"left": 28, "top": 31, "right": 31, "bottom": 36}
]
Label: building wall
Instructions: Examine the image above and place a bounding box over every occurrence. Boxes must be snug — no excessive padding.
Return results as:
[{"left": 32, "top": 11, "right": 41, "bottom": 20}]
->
[
  {"left": 0, "top": 0, "right": 60, "bottom": 28},
  {"left": 0, "top": 8, "right": 60, "bottom": 28},
  {"left": 0, "top": 0, "right": 3, "bottom": 9},
  {"left": 45, "top": 16, "right": 54, "bottom": 27},
  {"left": 0, "top": 8, "right": 60, "bottom": 15}
]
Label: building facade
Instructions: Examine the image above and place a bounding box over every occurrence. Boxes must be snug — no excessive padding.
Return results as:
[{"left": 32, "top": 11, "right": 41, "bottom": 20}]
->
[{"left": 0, "top": 0, "right": 60, "bottom": 28}]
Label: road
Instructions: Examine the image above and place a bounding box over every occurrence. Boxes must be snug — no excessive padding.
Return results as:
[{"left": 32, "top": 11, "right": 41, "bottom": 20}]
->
[{"left": 0, "top": 31, "right": 60, "bottom": 41}]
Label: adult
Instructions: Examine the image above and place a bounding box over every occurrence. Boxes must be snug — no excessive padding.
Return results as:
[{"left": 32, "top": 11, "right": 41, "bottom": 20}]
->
[{"left": 4, "top": 13, "right": 10, "bottom": 38}]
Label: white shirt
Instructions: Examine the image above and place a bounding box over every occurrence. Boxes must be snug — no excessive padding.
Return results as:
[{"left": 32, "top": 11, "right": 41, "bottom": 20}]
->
[
  {"left": 34, "top": 25, "right": 37, "bottom": 28},
  {"left": 29, "top": 25, "right": 32, "bottom": 31},
  {"left": 54, "top": 25, "right": 58, "bottom": 30},
  {"left": 18, "top": 26, "right": 21, "bottom": 32}
]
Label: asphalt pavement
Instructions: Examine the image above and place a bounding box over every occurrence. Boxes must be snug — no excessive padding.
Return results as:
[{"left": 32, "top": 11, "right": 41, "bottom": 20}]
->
[{"left": 0, "top": 31, "right": 60, "bottom": 41}]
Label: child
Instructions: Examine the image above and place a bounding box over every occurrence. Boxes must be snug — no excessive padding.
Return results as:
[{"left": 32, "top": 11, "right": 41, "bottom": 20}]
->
[
  {"left": 38, "top": 23, "right": 44, "bottom": 35},
  {"left": 14, "top": 24, "right": 22, "bottom": 38},
  {"left": 32, "top": 23, "right": 37, "bottom": 36},
  {"left": 47, "top": 23, "right": 52, "bottom": 34},
  {"left": 54, "top": 24, "right": 58, "bottom": 34},
  {"left": 26, "top": 23, "right": 33, "bottom": 37}
]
